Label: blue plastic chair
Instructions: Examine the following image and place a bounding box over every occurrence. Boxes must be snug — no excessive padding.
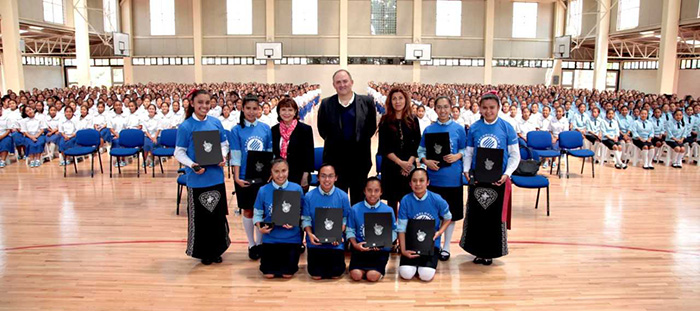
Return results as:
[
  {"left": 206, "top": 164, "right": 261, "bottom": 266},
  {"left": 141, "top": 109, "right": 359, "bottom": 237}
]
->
[
  {"left": 375, "top": 154, "right": 383, "bottom": 179},
  {"left": 511, "top": 147, "right": 550, "bottom": 216},
  {"left": 109, "top": 129, "right": 146, "bottom": 178},
  {"left": 526, "top": 131, "right": 560, "bottom": 175},
  {"left": 309, "top": 147, "right": 324, "bottom": 186},
  {"left": 152, "top": 129, "right": 177, "bottom": 177},
  {"left": 64, "top": 129, "right": 103, "bottom": 178},
  {"left": 558, "top": 131, "right": 595, "bottom": 178},
  {"left": 176, "top": 168, "right": 187, "bottom": 215}
]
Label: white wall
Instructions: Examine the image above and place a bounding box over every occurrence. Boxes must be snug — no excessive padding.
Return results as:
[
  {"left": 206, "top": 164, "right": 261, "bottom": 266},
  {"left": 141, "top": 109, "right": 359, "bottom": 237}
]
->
[
  {"left": 619, "top": 69, "right": 658, "bottom": 93},
  {"left": 677, "top": 70, "right": 700, "bottom": 98},
  {"left": 132, "top": 66, "right": 196, "bottom": 84},
  {"left": 493, "top": 67, "right": 549, "bottom": 85},
  {"left": 23, "top": 66, "right": 64, "bottom": 90}
]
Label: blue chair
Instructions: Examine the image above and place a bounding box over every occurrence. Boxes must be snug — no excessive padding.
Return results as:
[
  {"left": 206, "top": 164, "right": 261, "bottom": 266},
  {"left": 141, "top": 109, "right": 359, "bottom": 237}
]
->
[
  {"left": 63, "top": 129, "right": 103, "bottom": 178},
  {"left": 176, "top": 168, "right": 187, "bottom": 215},
  {"left": 527, "top": 131, "right": 560, "bottom": 176},
  {"left": 511, "top": 147, "right": 550, "bottom": 216},
  {"left": 109, "top": 129, "right": 146, "bottom": 178},
  {"left": 511, "top": 175, "right": 550, "bottom": 216},
  {"left": 152, "top": 129, "right": 177, "bottom": 177},
  {"left": 309, "top": 147, "right": 324, "bottom": 186},
  {"left": 375, "top": 154, "right": 383, "bottom": 179},
  {"left": 558, "top": 131, "right": 595, "bottom": 178}
]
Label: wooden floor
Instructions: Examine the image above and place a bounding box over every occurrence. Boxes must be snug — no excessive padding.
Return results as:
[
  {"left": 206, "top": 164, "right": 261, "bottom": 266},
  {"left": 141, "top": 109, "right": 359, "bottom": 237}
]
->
[{"left": 1, "top": 120, "right": 699, "bottom": 310}]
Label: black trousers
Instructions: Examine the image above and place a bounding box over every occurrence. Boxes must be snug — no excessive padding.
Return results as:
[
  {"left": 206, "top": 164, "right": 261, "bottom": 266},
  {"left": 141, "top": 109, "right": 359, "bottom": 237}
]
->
[{"left": 335, "top": 166, "right": 369, "bottom": 205}]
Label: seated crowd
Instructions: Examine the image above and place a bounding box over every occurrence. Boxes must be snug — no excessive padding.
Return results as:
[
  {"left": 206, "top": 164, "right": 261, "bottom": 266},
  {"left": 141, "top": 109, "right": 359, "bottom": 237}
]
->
[
  {"left": 0, "top": 82, "right": 321, "bottom": 168},
  {"left": 368, "top": 83, "right": 700, "bottom": 170}
]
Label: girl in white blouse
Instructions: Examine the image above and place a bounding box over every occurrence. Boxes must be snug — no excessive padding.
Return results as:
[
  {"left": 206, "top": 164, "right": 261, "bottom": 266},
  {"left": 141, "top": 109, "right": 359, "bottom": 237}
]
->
[
  {"left": 45, "top": 105, "right": 62, "bottom": 159},
  {"left": 92, "top": 102, "right": 112, "bottom": 147},
  {"left": 141, "top": 104, "right": 160, "bottom": 167},
  {"left": 20, "top": 106, "right": 48, "bottom": 168},
  {"left": 125, "top": 101, "right": 143, "bottom": 130},
  {"left": 0, "top": 108, "right": 13, "bottom": 167},
  {"left": 76, "top": 105, "right": 93, "bottom": 130},
  {"left": 217, "top": 104, "right": 238, "bottom": 132},
  {"left": 58, "top": 107, "right": 79, "bottom": 166}
]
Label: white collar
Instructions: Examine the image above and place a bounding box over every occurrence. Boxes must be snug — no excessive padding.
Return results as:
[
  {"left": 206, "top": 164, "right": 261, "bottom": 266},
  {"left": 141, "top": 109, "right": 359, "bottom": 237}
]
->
[
  {"left": 320, "top": 186, "right": 335, "bottom": 196},
  {"left": 484, "top": 117, "right": 499, "bottom": 125},
  {"left": 363, "top": 200, "right": 380, "bottom": 209},
  {"left": 272, "top": 180, "right": 289, "bottom": 190},
  {"left": 244, "top": 119, "right": 258, "bottom": 127},
  {"left": 193, "top": 114, "right": 207, "bottom": 122},
  {"left": 413, "top": 191, "right": 428, "bottom": 201},
  {"left": 338, "top": 93, "right": 356, "bottom": 108},
  {"left": 437, "top": 119, "right": 453, "bottom": 126}
]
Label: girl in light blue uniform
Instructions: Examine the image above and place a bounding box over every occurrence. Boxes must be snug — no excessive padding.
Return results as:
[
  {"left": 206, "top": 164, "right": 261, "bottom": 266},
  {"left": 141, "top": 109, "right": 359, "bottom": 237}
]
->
[
  {"left": 650, "top": 108, "right": 667, "bottom": 161},
  {"left": 570, "top": 103, "right": 589, "bottom": 134},
  {"left": 616, "top": 106, "right": 634, "bottom": 163},
  {"left": 665, "top": 110, "right": 689, "bottom": 168},
  {"left": 601, "top": 109, "right": 626, "bottom": 169},
  {"left": 631, "top": 109, "right": 656, "bottom": 170}
]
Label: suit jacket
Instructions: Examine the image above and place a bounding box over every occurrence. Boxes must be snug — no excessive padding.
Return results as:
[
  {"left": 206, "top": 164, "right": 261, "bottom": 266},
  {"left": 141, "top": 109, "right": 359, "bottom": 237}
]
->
[
  {"left": 317, "top": 93, "right": 377, "bottom": 172},
  {"left": 271, "top": 122, "right": 315, "bottom": 185}
]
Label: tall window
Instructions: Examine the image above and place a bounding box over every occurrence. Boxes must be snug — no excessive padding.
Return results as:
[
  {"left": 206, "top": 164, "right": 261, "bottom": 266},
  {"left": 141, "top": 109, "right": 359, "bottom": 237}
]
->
[
  {"left": 227, "top": 0, "right": 252, "bottom": 34},
  {"left": 566, "top": 0, "right": 582, "bottom": 37},
  {"left": 150, "top": 0, "right": 175, "bottom": 36},
  {"left": 370, "top": 0, "right": 397, "bottom": 35},
  {"left": 435, "top": 0, "right": 461, "bottom": 37},
  {"left": 43, "top": 0, "right": 64, "bottom": 24},
  {"left": 103, "top": 0, "right": 118, "bottom": 33},
  {"left": 617, "top": 0, "right": 640, "bottom": 31},
  {"left": 512, "top": 2, "right": 538, "bottom": 38},
  {"left": 293, "top": 0, "right": 318, "bottom": 35}
]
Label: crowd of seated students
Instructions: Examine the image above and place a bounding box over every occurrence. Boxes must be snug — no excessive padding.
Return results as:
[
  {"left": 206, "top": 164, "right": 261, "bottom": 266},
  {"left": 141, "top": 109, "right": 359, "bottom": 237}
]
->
[
  {"left": 368, "top": 82, "right": 700, "bottom": 170},
  {"left": 0, "top": 82, "right": 321, "bottom": 168}
]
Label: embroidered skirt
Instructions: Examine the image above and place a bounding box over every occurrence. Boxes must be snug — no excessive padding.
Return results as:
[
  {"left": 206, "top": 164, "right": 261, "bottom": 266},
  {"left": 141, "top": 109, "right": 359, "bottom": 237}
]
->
[
  {"left": 186, "top": 183, "right": 231, "bottom": 260},
  {"left": 460, "top": 182, "right": 510, "bottom": 259}
]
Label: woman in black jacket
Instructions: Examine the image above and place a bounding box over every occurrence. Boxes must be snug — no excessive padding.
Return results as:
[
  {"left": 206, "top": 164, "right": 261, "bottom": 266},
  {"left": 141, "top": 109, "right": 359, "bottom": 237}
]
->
[
  {"left": 377, "top": 87, "right": 421, "bottom": 213},
  {"left": 271, "top": 98, "right": 315, "bottom": 192}
]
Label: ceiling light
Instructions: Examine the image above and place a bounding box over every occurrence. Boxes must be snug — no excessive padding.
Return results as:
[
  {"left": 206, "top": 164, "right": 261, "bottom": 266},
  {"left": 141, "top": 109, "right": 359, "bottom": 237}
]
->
[
  {"left": 19, "top": 30, "right": 28, "bottom": 34},
  {"left": 640, "top": 31, "right": 654, "bottom": 36},
  {"left": 28, "top": 26, "right": 44, "bottom": 30}
]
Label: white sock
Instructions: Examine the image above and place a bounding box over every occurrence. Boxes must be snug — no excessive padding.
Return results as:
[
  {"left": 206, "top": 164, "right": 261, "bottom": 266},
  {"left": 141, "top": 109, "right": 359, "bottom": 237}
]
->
[
  {"left": 677, "top": 152, "right": 684, "bottom": 165},
  {"left": 647, "top": 149, "right": 655, "bottom": 166},
  {"left": 613, "top": 150, "right": 622, "bottom": 165},
  {"left": 442, "top": 223, "right": 456, "bottom": 253},
  {"left": 621, "top": 144, "right": 628, "bottom": 162},
  {"left": 641, "top": 150, "right": 648, "bottom": 167},
  {"left": 242, "top": 217, "right": 255, "bottom": 247}
]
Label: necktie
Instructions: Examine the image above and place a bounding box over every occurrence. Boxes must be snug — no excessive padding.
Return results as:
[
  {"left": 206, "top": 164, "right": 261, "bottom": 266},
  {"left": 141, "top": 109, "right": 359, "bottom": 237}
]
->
[
  {"left": 677, "top": 122, "right": 681, "bottom": 129},
  {"left": 642, "top": 121, "right": 645, "bottom": 129}
]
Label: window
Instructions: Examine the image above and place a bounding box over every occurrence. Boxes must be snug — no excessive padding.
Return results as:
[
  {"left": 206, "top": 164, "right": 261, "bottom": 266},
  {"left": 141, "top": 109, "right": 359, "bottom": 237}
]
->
[
  {"left": 617, "top": 0, "right": 639, "bottom": 31},
  {"left": 43, "top": 0, "right": 64, "bottom": 24},
  {"left": 150, "top": 0, "right": 175, "bottom": 36},
  {"left": 370, "top": 0, "right": 397, "bottom": 35},
  {"left": 292, "top": 0, "right": 318, "bottom": 35},
  {"left": 566, "top": 0, "right": 582, "bottom": 37},
  {"left": 227, "top": 0, "right": 252, "bottom": 34},
  {"left": 435, "top": 0, "right": 461, "bottom": 37},
  {"left": 103, "top": 0, "right": 118, "bottom": 32},
  {"left": 512, "top": 2, "right": 538, "bottom": 38}
]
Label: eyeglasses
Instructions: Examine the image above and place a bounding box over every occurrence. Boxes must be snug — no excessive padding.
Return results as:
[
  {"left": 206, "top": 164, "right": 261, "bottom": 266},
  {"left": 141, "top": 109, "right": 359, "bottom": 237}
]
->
[{"left": 319, "top": 174, "right": 336, "bottom": 179}]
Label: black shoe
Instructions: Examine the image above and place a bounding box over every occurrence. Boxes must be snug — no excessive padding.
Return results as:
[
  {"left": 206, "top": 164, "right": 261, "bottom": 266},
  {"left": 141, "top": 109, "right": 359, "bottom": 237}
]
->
[
  {"left": 248, "top": 246, "right": 261, "bottom": 260},
  {"left": 438, "top": 249, "right": 451, "bottom": 261},
  {"left": 473, "top": 257, "right": 485, "bottom": 264},
  {"left": 201, "top": 258, "right": 213, "bottom": 265},
  {"left": 649, "top": 166, "right": 655, "bottom": 170},
  {"left": 614, "top": 164, "right": 621, "bottom": 169},
  {"left": 299, "top": 244, "right": 306, "bottom": 254},
  {"left": 213, "top": 256, "right": 223, "bottom": 263},
  {"left": 622, "top": 164, "right": 628, "bottom": 169},
  {"left": 483, "top": 259, "right": 493, "bottom": 266}
]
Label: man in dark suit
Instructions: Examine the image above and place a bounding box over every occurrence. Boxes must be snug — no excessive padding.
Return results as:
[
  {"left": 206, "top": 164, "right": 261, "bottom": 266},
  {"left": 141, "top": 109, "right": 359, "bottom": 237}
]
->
[{"left": 318, "top": 69, "right": 377, "bottom": 205}]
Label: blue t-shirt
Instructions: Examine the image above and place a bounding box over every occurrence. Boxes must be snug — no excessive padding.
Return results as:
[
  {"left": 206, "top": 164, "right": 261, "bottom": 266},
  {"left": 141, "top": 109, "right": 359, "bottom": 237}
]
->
[
  {"left": 346, "top": 200, "right": 397, "bottom": 252},
  {"left": 467, "top": 118, "right": 518, "bottom": 174},
  {"left": 397, "top": 191, "right": 452, "bottom": 248},
  {"left": 253, "top": 181, "right": 306, "bottom": 244},
  {"left": 419, "top": 120, "right": 467, "bottom": 187},
  {"left": 175, "top": 116, "right": 226, "bottom": 188},
  {"left": 230, "top": 122, "right": 272, "bottom": 180},
  {"left": 302, "top": 186, "right": 352, "bottom": 250}
]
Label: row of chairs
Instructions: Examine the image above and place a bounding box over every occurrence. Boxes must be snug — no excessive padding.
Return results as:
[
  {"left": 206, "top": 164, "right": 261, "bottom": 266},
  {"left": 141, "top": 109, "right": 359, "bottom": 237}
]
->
[{"left": 63, "top": 128, "right": 178, "bottom": 178}]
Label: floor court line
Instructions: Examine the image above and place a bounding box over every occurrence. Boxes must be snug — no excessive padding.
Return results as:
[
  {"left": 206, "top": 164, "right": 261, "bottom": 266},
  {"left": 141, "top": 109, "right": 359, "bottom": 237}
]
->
[{"left": 2, "top": 239, "right": 699, "bottom": 256}]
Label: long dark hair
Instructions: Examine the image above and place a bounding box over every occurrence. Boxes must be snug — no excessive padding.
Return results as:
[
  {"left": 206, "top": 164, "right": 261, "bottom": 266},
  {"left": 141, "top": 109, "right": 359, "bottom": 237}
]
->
[
  {"left": 379, "top": 87, "right": 416, "bottom": 133},
  {"left": 240, "top": 93, "right": 259, "bottom": 128},
  {"left": 185, "top": 89, "right": 210, "bottom": 120}
]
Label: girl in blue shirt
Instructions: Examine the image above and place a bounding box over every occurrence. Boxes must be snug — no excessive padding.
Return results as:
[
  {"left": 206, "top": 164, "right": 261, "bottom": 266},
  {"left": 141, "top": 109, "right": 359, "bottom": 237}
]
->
[
  {"left": 231, "top": 94, "right": 273, "bottom": 260},
  {"left": 347, "top": 177, "right": 397, "bottom": 282},
  {"left": 418, "top": 97, "right": 466, "bottom": 261},
  {"left": 601, "top": 109, "right": 626, "bottom": 169},
  {"left": 398, "top": 169, "right": 452, "bottom": 282},
  {"left": 650, "top": 108, "right": 667, "bottom": 162},
  {"left": 302, "top": 164, "right": 351, "bottom": 280},
  {"left": 461, "top": 92, "right": 519, "bottom": 266},
  {"left": 174, "top": 89, "right": 230, "bottom": 265},
  {"left": 665, "top": 110, "right": 688, "bottom": 168},
  {"left": 254, "top": 158, "right": 307, "bottom": 278},
  {"left": 631, "top": 109, "right": 656, "bottom": 170},
  {"left": 571, "top": 103, "right": 589, "bottom": 134}
]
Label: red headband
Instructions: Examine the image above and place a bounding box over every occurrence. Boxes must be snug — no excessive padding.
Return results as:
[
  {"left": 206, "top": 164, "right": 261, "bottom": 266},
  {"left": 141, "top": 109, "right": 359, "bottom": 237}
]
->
[{"left": 185, "top": 88, "right": 198, "bottom": 99}]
